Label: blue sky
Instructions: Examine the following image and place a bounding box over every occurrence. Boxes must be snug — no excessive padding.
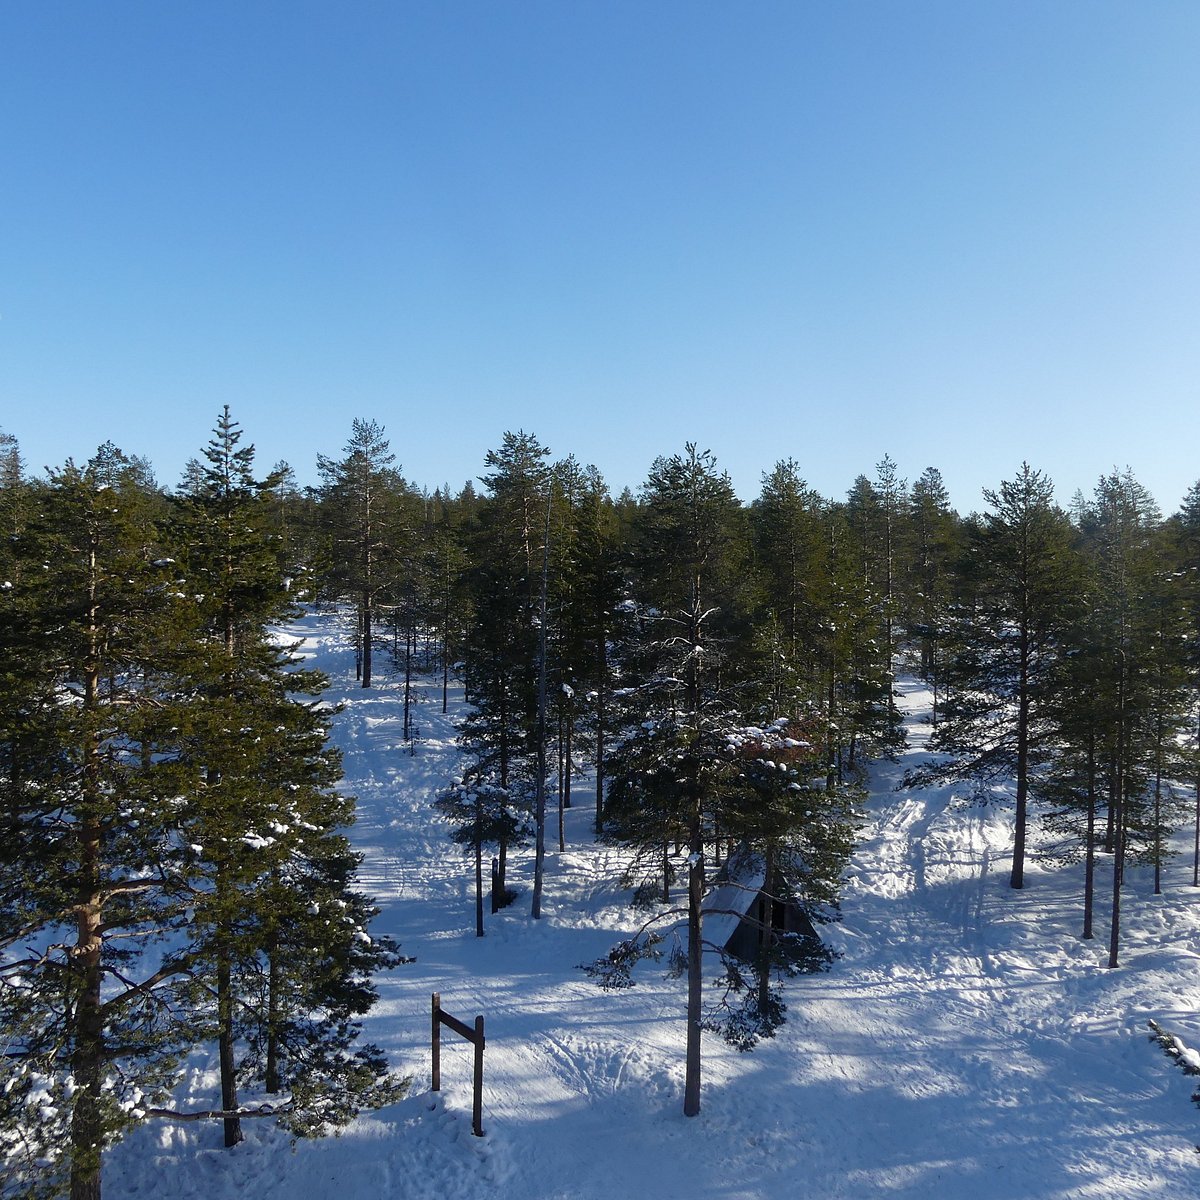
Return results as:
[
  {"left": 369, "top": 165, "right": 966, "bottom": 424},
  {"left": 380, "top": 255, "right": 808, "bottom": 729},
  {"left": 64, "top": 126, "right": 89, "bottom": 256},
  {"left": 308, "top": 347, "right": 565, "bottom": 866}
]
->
[{"left": 2, "top": 2, "right": 1198, "bottom": 512}]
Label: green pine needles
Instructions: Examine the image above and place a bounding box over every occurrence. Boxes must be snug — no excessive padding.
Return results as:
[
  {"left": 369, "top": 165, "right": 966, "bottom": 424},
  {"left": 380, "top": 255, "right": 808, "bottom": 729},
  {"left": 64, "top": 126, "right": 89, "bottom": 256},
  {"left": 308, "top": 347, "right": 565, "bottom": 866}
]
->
[{"left": 0, "top": 414, "right": 408, "bottom": 1200}]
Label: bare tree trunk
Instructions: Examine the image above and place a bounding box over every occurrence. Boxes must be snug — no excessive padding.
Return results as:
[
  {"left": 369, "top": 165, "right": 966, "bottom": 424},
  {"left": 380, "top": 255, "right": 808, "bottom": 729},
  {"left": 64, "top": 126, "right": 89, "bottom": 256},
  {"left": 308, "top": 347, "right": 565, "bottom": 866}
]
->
[
  {"left": 531, "top": 489, "right": 551, "bottom": 919},
  {"left": 442, "top": 628, "right": 450, "bottom": 714},
  {"left": 1010, "top": 623, "right": 1030, "bottom": 889},
  {"left": 1193, "top": 708, "right": 1200, "bottom": 888},
  {"left": 493, "top": 838, "right": 507, "bottom": 912},
  {"left": 1108, "top": 778, "right": 1124, "bottom": 969},
  {"left": 595, "top": 637, "right": 607, "bottom": 833},
  {"left": 217, "top": 945, "right": 243, "bottom": 1147},
  {"left": 1104, "top": 754, "right": 1117, "bottom": 854},
  {"left": 475, "top": 797, "right": 485, "bottom": 937},
  {"left": 1082, "top": 733, "right": 1096, "bottom": 940},
  {"left": 71, "top": 627, "right": 106, "bottom": 1200},
  {"left": 1108, "top": 657, "right": 1127, "bottom": 969},
  {"left": 757, "top": 847, "right": 775, "bottom": 1018},
  {"left": 403, "top": 623, "right": 413, "bottom": 742},
  {"left": 1153, "top": 716, "right": 1164, "bottom": 897},
  {"left": 563, "top": 710, "right": 573, "bottom": 809},
  {"left": 557, "top": 713, "right": 567, "bottom": 852},
  {"left": 265, "top": 939, "right": 282, "bottom": 1093},
  {"left": 683, "top": 801, "right": 704, "bottom": 1118},
  {"left": 70, "top": 816, "right": 105, "bottom": 1200},
  {"left": 1193, "top": 778, "right": 1200, "bottom": 888},
  {"left": 361, "top": 589, "right": 373, "bottom": 688}
]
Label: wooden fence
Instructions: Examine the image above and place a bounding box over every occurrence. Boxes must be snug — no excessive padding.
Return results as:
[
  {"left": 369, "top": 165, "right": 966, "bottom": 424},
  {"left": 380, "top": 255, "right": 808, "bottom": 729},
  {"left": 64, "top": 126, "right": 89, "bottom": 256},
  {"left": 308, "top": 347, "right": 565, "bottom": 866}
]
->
[{"left": 431, "top": 992, "right": 485, "bottom": 1137}]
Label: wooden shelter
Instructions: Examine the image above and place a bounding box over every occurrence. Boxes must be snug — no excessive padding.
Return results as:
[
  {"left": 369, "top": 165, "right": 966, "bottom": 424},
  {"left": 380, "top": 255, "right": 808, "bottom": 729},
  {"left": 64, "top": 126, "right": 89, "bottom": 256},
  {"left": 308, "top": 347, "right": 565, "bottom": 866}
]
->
[{"left": 702, "top": 847, "right": 819, "bottom": 963}]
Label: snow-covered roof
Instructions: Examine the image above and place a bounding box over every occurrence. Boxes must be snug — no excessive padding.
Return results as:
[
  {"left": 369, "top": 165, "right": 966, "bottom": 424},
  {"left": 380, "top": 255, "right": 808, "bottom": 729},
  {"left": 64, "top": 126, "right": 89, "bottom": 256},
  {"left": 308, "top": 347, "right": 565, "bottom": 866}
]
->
[{"left": 701, "top": 849, "right": 766, "bottom": 950}]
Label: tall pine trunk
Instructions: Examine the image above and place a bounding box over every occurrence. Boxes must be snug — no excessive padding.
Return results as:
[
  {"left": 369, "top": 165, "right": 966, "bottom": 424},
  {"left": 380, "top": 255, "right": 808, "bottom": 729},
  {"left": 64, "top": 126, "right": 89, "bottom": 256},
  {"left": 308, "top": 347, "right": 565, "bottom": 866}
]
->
[
  {"left": 595, "top": 637, "right": 607, "bottom": 833},
  {"left": 1082, "top": 733, "right": 1097, "bottom": 940},
  {"left": 757, "top": 847, "right": 775, "bottom": 1019},
  {"left": 70, "top": 812, "right": 105, "bottom": 1200},
  {"left": 217, "top": 936, "right": 244, "bottom": 1146},
  {"left": 683, "top": 584, "right": 704, "bottom": 1118},
  {"left": 1010, "top": 620, "right": 1031, "bottom": 889},
  {"left": 1107, "top": 658, "right": 1127, "bottom": 969},
  {"left": 1192, "top": 707, "right": 1200, "bottom": 887},
  {"left": 71, "top": 602, "right": 106, "bottom": 1200},
  {"left": 475, "top": 796, "right": 485, "bottom": 937},
  {"left": 265, "top": 937, "right": 282, "bottom": 1093},
  {"left": 361, "top": 589, "right": 373, "bottom": 688},
  {"left": 683, "top": 797, "right": 704, "bottom": 1118},
  {"left": 403, "top": 624, "right": 413, "bottom": 741}
]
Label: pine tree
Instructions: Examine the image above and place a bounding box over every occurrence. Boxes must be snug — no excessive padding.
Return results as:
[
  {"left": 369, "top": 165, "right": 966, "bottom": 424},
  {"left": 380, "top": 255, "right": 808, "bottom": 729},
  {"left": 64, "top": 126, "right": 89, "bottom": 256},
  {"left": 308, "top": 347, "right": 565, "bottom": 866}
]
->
[
  {"left": 912, "top": 464, "right": 1080, "bottom": 889},
  {"left": 423, "top": 503, "right": 471, "bottom": 715},
  {"left": 1040, "top": 573, "right": 1110, "bottom": 939},
  {"left": 710, "top": 717, "right": 855, "bottom": 1044},
  {"left": 751, "top": 460, "right": 827, "bottom": 715},
  {"left": 1140, "top": 554, "right": 1191, "bottom": 897},
  {"left": 906, "top": 466, "right": 960, "bottom": 724},
  {"left": 175, "top": 409, "right": 409, "bottom": 1138},
  {"left": 0, "top": 449, "right": 201, "bottom": 1200},
  {"left": 1076, "top": 471, "right": 1189, "bottom": 965},
  {"left": 592, "top": 447, "right": 857, "bottom": 1112},
  {"left": 599, "top": 445, "right": 752, "bottom": 1117},
  {"left": 1170, "top": 480, "right": 1200, "bottom": 887},
  {"left": 872, "top": 453, "right": 908, "bottom": 702},
  {"left": 434, "top": 777, "right": 532, "bottom": 937},
  {"left": 0, "top": 430, "right": 27, "bottom": 591},
  {"left": 315, "top": 420, "right": 408, "bottom": 688},
  {"left": 540, "top": 458, "right": 622, "bottom": 845},
  {"left": 455, "top": 432, "right": 553, "bottom": 905},
  {"left": 819, "top": 504, "right": 903, "bottom": 778}
]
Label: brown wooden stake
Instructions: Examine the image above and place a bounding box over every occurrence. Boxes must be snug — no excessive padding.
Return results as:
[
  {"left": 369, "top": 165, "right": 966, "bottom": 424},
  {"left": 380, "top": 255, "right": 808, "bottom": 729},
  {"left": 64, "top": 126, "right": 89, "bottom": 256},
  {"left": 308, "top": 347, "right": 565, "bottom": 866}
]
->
[
  {"left": 473, "top": 1015, "right": 485, "bottom": 1138},
  {"left": 430, "top": 993, "right": 486, "bottom": 1137},
  {"left": 431, "top": 992, "right": 441, "bottom": 1092}
]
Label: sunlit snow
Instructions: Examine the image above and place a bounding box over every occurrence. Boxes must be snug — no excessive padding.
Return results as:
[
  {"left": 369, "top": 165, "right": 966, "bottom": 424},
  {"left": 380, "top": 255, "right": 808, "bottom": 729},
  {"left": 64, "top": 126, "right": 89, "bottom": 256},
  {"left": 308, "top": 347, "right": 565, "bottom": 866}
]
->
[{"left": 105, "top": 610, "right": 1200, "bottom": 1200}]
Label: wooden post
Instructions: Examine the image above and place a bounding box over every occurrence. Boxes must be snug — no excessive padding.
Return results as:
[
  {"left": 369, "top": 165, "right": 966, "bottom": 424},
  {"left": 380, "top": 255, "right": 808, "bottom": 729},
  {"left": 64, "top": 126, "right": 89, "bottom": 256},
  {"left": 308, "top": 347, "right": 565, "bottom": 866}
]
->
[
  {"left": 473, "top": 1015, "right": 485, "bottom": 1138},
  {"left": 430, "top": 993, "right": 485, "bottom": 1137},
  {"left": 431, "top": 992, "right": 441, "bottom": 1092}
]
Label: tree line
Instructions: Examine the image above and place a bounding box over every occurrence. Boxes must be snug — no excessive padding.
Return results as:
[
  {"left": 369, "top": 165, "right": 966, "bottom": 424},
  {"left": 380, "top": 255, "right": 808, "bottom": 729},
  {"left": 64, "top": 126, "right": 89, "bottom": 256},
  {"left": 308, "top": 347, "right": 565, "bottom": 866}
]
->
[
  {"left": 295, "top": 423, "right": 1200, "bottom": 1115},
  {"left": 0, "top": 415, "right": 408, "bottom": 1200},
  {"left": 4, "top": 414, "right": 1200, "bottom": 1173}
]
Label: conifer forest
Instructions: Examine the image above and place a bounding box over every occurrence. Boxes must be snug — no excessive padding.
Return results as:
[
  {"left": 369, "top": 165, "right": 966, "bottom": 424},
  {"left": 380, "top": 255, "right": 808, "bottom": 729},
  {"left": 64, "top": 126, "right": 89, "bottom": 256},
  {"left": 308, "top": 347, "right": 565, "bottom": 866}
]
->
[{"left": 4, "top": 412, "right": 1200, "bottom": 1199}]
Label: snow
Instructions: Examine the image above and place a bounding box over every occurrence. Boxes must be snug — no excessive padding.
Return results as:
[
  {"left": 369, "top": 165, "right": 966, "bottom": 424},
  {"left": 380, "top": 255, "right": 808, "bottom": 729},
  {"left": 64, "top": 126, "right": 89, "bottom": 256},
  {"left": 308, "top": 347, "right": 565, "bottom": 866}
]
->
[
  {"left": 104, "top": 614, "right": 1200, "bottom": 1199},
  {"left": 700, "top": 854, "right": 766, "bottom": 951}
]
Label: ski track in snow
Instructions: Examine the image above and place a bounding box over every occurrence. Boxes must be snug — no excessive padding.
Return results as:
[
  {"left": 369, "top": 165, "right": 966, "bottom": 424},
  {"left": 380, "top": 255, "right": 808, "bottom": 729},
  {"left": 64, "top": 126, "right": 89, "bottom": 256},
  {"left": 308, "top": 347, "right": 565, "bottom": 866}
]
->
[{"left": 106, "top": 614, "right": 1200, "bottom": 1200}]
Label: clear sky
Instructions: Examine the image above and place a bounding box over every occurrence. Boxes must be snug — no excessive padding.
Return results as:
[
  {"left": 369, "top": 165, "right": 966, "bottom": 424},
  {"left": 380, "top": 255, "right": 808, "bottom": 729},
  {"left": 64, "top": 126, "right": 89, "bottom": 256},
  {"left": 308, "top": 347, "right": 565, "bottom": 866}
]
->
[{"left": 2, "top": 2, "right": 1198, "bottom": 514}]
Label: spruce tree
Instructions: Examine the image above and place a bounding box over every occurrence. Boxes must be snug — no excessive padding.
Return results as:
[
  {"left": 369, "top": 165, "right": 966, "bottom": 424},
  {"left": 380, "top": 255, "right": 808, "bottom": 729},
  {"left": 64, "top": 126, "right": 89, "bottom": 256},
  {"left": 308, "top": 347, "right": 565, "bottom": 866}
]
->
[{"left": 175, "top": 409, "right": 409, "bottom": 1138}]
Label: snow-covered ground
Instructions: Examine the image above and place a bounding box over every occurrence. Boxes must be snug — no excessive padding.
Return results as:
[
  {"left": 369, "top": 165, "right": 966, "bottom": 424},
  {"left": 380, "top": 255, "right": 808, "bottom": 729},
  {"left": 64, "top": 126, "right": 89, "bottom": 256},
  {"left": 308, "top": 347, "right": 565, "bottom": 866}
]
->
[{"left": 107, "top": 612, "right": 1200, "bottom": 1199}]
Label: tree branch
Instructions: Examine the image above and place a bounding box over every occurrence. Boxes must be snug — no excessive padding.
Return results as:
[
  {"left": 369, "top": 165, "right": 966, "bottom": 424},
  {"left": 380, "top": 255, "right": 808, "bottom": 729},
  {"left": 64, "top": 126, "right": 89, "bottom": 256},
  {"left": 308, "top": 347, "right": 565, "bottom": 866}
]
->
[{"left": 144, "top": 1103, "right": 290, "bottom": 1122}]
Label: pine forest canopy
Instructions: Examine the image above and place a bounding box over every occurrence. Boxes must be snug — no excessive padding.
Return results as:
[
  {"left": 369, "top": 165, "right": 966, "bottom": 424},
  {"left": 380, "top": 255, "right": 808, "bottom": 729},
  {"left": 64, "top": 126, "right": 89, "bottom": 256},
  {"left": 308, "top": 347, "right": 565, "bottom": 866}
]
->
[{"left": 5, "top": 414, "right": 1200, "bottom": 1190}]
